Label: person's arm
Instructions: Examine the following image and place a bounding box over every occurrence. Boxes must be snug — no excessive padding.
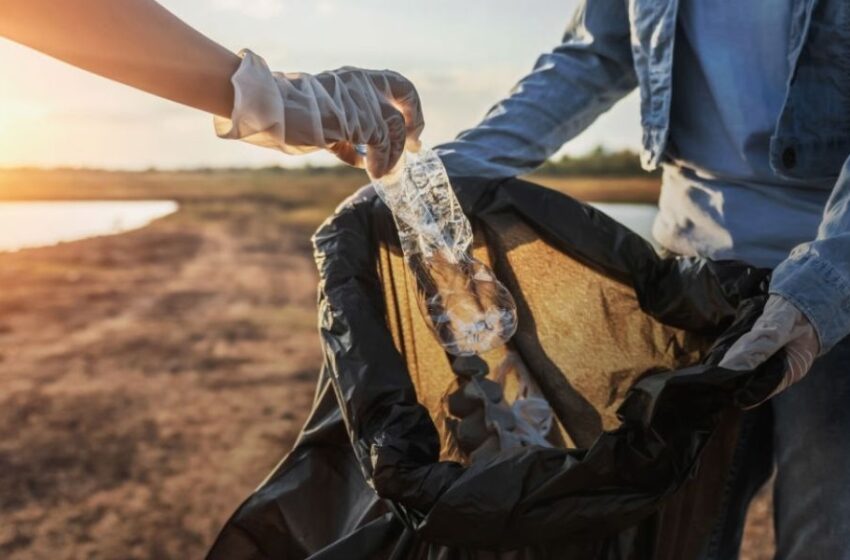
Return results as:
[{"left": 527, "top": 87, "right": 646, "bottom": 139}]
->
[
  {"left": 720, "top": 156, "right": 850, "bottom": 401},
  {"left": 0, "top": 0, "right": 424, "bottom": 177},
  {"left": 436, "top": 0, "right": 637, "bottom": 179},
  {"left": 770, "top": 157, "right": 850, "bottom": 353},
  {"left": 0, "top": 0, "right": 240, "bottom": 117}
]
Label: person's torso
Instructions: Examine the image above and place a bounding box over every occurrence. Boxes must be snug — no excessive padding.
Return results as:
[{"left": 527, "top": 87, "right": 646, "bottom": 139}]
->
[
  {"left": 624, "top": 0, "right": 850, "bottom": 266},
  {"left": 653, "top": 0, "right": 831, "bottom": 266}
]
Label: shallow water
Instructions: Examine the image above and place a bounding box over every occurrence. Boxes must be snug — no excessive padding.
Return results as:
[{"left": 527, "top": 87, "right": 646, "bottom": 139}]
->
[
  {"left": 590, "top": 202, "right": 659, "bottom": 246},
  {"left": 0, "top": 199, "right": 656, "bottom": 253},
  {"left": 0, "top": 200, "right": 178, "bottom": 252}
]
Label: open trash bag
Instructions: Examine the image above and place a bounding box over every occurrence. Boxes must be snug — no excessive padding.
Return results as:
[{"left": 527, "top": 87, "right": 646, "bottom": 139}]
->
[{"left": 208, "top": 176, "right": 785, "bottom": 559}]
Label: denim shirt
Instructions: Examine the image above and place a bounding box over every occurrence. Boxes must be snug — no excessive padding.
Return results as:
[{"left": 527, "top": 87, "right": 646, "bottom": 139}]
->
[{"left": 436, "top": 0, "right": 850, "bottom": 352}]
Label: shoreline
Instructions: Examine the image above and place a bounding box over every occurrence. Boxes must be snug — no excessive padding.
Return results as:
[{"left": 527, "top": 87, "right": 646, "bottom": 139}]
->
[{"left": 0, "top": 200, "right": 178, "bottom": 254}]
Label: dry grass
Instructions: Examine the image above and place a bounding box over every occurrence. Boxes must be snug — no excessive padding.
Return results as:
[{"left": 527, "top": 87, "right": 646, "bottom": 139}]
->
[
  {"left": 0, "top": 169, "right": 772, "bottom": 559},
  {"left": 528, "top": 174, "right": 660, "bottom": 203},
  {"left": 0, "top": 169, "right": 359, "bottom": 559}
]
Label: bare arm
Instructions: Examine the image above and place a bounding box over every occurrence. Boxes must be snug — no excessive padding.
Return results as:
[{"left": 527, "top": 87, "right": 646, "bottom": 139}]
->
[
  {"left": 0, "top": 0, "right": 425, "bottom": 176},
  {"left": 0, "top": 0, "right": 241, "bottom": 117}
]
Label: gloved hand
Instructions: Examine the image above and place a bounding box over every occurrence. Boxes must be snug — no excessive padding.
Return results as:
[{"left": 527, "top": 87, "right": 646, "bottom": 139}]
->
[
  {"left": 720, "top": 294, "right": 820, "bottom": 402},
  {"left": 214, "top": 50, "right": 424, "bottom": 178}
]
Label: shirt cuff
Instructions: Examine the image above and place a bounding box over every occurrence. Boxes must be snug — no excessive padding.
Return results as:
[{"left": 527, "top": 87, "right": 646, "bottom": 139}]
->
[{"left": 769, "top": 248, "right": 850, "bottom": 353}]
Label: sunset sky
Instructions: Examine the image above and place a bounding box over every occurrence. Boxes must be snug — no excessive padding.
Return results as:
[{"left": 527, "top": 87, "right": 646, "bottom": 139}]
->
[{"left": 0, "top": 0, "right": 641, "bottom": 170}]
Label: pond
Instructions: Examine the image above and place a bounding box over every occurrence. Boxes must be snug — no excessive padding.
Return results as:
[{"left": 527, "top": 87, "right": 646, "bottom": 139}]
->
[
  {"left": 590, "top": 202, "right": 659, "bottom": 247},
  {"left": 0, "top": 200, "right": 178, "bottom": 252},
  {"left": 0, "top": 199, "right": 657, "bottom": 254}
]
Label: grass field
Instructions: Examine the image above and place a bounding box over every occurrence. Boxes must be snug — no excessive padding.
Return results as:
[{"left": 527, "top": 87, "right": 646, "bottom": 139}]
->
[{"left": 0, "top": 169, "right": 771, "bottom": 559}]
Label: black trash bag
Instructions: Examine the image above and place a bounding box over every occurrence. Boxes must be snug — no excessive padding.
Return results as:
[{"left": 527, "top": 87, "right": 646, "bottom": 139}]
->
[{"left": 207, "top": 177, "right": 783, "bottom": 559}]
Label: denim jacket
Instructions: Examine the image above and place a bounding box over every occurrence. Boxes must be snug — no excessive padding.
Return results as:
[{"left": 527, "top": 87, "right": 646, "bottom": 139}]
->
[{"left": 437, "top": 0, "right": 850, "bottom": 352}]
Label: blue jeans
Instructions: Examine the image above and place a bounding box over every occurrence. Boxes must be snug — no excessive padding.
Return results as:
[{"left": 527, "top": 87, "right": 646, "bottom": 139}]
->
[{"left": 701, "top": 336, "right": 850, "bottom": 559}]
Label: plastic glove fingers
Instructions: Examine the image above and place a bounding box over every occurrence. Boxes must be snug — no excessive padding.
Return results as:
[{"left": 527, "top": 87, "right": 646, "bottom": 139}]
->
[
  {"left": 782, "top": 326, "right": 819, "bottom": 385},
  {"left": 328, "top": 141, "right": 364, "bottom": 169},
  {"left": 719, "top": 295, "right": 803, "bottom": 371},
  {"left": 762, "top": 294, "right": 807, "bottom": 326},
  {"left": 309, "top": 69, "right": 374, "bottom": 144},
  {"left": 378, "top": 70, "right": 425, "bottom": 151},
  {"left": 764, "top": 345, "right": 816, "bottom": 401},
  {"left": 719, "top": 327, "right": 782, "bottom": 371},
  {"left": 315, "top": 70, "right": 394, "bottom": 175},
  {"left": 337, "top": 68, "right": 424, "bottom": 147},
  {"left": 290, "top": 67, "right": 419, "bottom": 175},
  {"left": 273, "top": 73, "right": 342, "bottom": 150},
  {"left": 784, "top": 344, "right": 815, "bottom": 386},
  {"left": 723, "top": 296, "right": 820, "bottom": 403},
  {"left": 217, "top": 54, "right": 419, "bottom": 166},
  {"left": 316, "top": 75, "right": 370, "bottom": 148},
  {"left": 749, "top": 295, "right": 803, "bottom": 338},
  {"left": 365, "top": 106, "right": 406, "bottom": 178}
]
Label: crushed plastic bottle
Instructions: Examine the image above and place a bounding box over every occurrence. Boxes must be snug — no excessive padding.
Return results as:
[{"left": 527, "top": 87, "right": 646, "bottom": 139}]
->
[{"left": 371, "top": 149, "right": 518, "bottom": 356}]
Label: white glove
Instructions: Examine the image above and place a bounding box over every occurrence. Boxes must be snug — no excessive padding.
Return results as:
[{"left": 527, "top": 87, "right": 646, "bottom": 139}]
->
[
  {"left": 720, "top": 294, "right": 820, "bottom": 402},
  {"left": 214, "top": 50, "right": 424, "bottom": 178}
]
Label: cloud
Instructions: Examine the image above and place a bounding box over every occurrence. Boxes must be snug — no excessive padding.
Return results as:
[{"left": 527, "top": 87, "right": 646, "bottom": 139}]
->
[
  {"left": 408, "top": 67, "right": 524, "bottom": 97},
  {"left": 212, "top": 0, "right": 285, "bottom": 19},
  {"left": 46, "top": 104, "right": 191, "bottom": 126}
]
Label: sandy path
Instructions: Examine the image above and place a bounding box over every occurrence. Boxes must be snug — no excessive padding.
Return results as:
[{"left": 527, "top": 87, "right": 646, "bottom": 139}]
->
[{"left": 0, "top": 200, "right": 323, "bottom": 559}]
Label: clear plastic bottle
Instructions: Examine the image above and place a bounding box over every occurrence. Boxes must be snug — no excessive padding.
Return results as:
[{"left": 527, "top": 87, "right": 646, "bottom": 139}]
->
[{"left": 372, "top": 149, "right": 518, "bottom": 356}]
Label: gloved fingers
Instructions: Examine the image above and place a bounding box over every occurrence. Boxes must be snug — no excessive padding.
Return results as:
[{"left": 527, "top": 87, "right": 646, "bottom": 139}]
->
[
  {"left": 762, "top": 344, "right": 816, "bottom": 402},
  {"left": 719, "top": 294, "right": 803, "bottom": 371},
  {"left": 365, "top": 105, "right": 406, "bottom": 178},
  {"left": 379, "top": 70, "right": 425, "bottom": 152},
  {"left": 784, "top": 345, "right": 814, "bottom": 385},
  {"left": 217, "top": 54, "right": 425, "bottom": 176},
  {"left": 782, "top": 324, "right": 819, "bottom": 385},
  {"left": 278, "top": 71, "right": 340, "bottom": 145},
  {"left": 719, "top": 326, "right": 782, "bottom": 371},
  {"left": 720, "top": 294, "right": 821, "bottom": 406},
  {"left": 328, "top": 141, "right": 364, "bottom": 168},
  {"left": 318, "top": 68, "right": 402, "bottom": 177}
]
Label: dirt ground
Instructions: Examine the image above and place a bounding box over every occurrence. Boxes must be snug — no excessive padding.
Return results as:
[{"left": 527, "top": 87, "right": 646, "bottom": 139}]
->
[{"left": 0, "top": 169, "right": 772, "bottom": 558}]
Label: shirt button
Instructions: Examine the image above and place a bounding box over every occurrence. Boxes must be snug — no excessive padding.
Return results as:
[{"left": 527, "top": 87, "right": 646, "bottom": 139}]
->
[{"left": 782, "top": 147, "right": 797, "bottom": 169}]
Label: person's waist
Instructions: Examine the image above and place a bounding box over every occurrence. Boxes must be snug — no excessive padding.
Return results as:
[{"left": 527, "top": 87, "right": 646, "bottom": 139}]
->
[{"left": 654, "top": 164, "right": 829, "bottom": 268}]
